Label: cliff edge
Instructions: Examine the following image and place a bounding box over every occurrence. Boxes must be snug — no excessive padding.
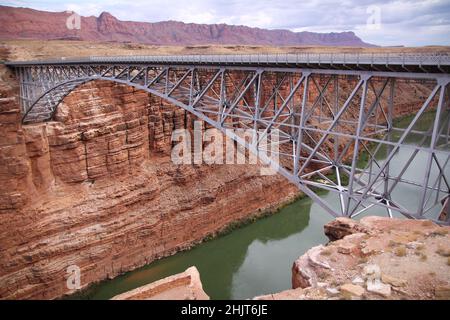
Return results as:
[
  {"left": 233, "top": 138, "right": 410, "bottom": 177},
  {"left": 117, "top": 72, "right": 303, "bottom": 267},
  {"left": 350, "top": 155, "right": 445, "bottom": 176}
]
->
[{"left": 256, "top": 216, "right": 450, "bottom": 300}]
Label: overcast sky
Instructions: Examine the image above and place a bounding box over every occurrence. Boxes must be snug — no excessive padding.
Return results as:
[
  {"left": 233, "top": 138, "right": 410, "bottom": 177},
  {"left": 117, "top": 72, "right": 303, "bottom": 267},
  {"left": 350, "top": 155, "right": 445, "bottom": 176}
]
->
[{"left": 2, "top": 0, "right": 450, "bottom": 46}]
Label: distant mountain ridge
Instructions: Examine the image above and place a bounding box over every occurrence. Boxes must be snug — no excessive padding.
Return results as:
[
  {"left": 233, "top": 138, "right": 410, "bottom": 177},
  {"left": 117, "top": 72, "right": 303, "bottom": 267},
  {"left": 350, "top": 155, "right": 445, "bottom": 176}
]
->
[{"left": 0, "top": 5, "right": 375, "bottom": 47}]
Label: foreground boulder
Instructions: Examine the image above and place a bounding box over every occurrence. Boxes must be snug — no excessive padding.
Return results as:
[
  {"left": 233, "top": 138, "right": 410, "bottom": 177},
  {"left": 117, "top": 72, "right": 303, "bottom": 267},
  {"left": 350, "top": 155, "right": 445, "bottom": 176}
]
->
[
  {"left": 111, "top": 266, "right": 209, "bottom": 300},
  {"left": 290, "top": 216, "right": 450, "bottom": 300}
]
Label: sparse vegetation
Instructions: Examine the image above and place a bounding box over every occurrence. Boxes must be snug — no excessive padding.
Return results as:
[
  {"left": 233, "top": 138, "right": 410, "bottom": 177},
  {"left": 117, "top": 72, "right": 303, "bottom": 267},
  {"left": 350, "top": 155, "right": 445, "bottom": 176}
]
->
[
  {"left": 340, "top": 291, "right": 353, "bottom": 300},
  {"left": 431, "top": 228, "right": 449, "bottom": 237},
  {"left": 388, "top": 240, "right": 398, "bottom": 248},
  {"left": 421, "top": 220, "right": 434, "bottom": 227},
  {"left": 416, "top": 244, "right": 425, "bottom": 251},
  {"left": 321, "top": 247, "right": 334, "bottom": 256},
  {"left": 395, "top": 245, "right": 407, "bottom": 257},
  {"left": 436, "top": 246, "right": 450, "bottom": 257},
  {"left": 330, "top": 279, "right": 340, "bottom": 287},
  {"left": 414, "top": 247, "right": 427, "bottom": 262},
  {"left": 358, "top": 257, "right": 369, "bottom": 264}
]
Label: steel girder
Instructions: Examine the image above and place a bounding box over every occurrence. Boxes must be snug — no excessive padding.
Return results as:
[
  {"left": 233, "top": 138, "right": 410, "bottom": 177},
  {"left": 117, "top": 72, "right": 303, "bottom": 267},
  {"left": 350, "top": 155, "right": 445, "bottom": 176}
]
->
[{"left": 10, "top": 63, "right": 450, "bottom": 224}]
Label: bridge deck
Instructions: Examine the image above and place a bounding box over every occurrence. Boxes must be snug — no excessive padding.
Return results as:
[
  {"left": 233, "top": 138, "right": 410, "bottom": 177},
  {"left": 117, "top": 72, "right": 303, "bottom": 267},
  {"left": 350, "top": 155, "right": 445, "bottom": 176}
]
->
[{"left": 5, "top": 53, "right": 450, "bottom": 74}]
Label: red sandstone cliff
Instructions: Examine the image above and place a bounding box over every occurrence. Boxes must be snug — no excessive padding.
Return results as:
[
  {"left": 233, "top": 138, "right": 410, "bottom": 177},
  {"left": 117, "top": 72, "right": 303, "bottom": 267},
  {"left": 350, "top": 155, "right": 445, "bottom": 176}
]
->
[{"left": 0, "top": 6, "right": 374, "bottom": 47}]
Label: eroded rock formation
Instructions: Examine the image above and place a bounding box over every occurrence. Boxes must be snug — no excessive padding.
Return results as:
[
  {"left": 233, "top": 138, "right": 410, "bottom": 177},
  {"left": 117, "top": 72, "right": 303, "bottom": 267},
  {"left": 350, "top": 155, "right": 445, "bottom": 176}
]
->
[{"left": 256, "top": 216, "right": 450, "bottom": 300}]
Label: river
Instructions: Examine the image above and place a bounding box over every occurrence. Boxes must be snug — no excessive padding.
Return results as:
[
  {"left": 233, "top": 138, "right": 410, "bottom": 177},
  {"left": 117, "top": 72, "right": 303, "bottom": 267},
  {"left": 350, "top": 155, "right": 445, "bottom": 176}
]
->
[{"left": 73, "top": 111, "right": 448, "bottom": 300}]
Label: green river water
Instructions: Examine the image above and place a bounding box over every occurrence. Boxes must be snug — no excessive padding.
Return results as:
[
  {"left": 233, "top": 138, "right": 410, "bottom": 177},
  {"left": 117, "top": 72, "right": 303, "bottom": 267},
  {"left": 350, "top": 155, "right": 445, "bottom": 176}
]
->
[{"left": 73, "top": 111, "right": 448, "bottom": 300}]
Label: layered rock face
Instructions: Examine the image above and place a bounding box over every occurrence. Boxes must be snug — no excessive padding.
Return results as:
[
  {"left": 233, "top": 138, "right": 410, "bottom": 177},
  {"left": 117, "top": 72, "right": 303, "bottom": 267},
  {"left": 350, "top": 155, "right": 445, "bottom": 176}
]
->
[
  {"left": 0, "top": 65, "right": 33, "bottom": 210},
  {"left": 0, "top": 79, "right": 299, "bottom": 299}
]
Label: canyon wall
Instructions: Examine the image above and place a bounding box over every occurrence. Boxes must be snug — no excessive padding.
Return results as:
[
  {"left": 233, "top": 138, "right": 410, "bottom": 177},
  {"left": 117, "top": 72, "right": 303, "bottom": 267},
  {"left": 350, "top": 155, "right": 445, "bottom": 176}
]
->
[{"left": 0, "top": 70, "right": 299, "bottom": 299}]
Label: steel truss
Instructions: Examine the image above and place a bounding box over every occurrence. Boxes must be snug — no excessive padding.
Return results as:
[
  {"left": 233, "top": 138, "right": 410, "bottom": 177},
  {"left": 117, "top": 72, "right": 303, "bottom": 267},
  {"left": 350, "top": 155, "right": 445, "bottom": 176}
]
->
[{"left": 8, "top": 60, "right": 450, "bottom": 224}]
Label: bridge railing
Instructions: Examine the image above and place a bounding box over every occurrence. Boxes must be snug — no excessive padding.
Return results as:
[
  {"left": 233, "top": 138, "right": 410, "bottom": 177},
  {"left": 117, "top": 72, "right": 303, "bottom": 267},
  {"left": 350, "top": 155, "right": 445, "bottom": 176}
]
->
[
  {"left": 87, "top": 52, "right": 450, "bottom": 65},
  {"left": 8, "top": 52, "right": 450, "bottom": 66}
]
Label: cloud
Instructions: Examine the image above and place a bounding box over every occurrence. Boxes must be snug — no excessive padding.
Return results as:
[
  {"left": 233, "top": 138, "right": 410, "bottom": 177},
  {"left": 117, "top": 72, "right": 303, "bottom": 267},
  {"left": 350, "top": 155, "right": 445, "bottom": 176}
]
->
[{"left": 1, "top": 0, "right": 449, "bottom": 46}]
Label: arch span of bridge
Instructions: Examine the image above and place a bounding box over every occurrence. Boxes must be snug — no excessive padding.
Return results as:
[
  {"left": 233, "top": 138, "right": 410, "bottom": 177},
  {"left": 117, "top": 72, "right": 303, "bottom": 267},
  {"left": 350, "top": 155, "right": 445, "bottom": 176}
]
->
[{"left": 6, "top": 53, "right": 450, "bottom": 224}]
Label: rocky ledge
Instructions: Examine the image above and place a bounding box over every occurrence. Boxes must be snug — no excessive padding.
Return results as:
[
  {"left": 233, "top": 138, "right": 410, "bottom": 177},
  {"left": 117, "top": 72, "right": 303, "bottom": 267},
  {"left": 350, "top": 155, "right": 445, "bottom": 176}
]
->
[
  {"left": 257, "top": 216, "right": 450, "bottom": 300},
  {"left": 111, "top": 266, "right": 209, "bottom": 300}
]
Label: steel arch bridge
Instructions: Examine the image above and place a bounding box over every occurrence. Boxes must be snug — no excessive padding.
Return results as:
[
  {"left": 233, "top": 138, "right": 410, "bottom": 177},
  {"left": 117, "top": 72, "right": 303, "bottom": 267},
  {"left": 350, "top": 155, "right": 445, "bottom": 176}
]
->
[{"left": 6, "top": 53, "right": 450, "bottom": 224}]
